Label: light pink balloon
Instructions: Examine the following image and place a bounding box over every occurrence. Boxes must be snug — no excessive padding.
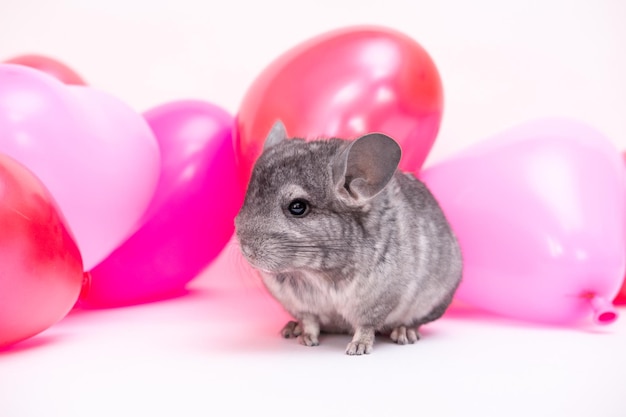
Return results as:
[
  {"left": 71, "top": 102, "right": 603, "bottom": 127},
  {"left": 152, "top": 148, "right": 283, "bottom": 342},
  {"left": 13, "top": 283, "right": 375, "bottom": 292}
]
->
[
  {"left": 421, "top": 119, "right": 624, "bottom": 326},
  {"left": 0, "top": 64, "right": 160, "bottom": 269}
]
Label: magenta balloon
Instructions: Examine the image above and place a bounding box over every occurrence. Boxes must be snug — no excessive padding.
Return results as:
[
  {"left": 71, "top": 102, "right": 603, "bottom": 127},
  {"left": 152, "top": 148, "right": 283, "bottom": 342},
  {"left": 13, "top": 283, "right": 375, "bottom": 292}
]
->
[
  {"left": 421, "top": 119, "right": 624, "bottom": 326},
  {"left": 81, "top": 100, "right": 242, "bottom": 307}
]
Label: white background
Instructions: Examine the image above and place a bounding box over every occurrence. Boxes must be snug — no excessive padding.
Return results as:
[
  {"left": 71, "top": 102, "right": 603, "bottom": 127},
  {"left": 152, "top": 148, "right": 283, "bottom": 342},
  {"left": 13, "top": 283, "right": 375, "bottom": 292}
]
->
[{"left": 1, "top": 1, "right": 625, "bottom": 416}]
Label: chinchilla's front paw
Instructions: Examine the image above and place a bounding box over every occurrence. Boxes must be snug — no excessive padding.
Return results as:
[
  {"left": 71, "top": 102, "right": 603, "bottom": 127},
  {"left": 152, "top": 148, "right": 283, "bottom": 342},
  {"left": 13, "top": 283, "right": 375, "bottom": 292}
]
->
[
  {"left": 345, "top": 341, "right": 373, "bottom": 355},
  {"left": 346, "top": 327, "right": 375, "bottom": 355}
]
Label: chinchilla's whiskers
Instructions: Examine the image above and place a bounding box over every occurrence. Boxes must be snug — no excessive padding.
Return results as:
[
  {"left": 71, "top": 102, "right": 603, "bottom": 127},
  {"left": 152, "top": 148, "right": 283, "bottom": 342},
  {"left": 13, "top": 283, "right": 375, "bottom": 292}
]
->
[
  {"left": 275, "top": 242, "right": 347, "bottom": 250},
  {"left": 226, "top": 238, "right": 264, "bottom": 287},
  {"left": 312, "top": 238, "right": 375, "bottom": 247},
  {"left": 273, "top": 242, "right": 371, "bottom": 257},
  {"left": 315, "top": 269, "right": 339, "bottom": 285}
]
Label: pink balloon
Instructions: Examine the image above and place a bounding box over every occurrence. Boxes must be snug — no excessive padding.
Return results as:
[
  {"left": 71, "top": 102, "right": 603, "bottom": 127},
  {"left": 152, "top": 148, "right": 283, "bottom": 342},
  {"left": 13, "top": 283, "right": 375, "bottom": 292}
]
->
[
  {"left": 80, "top": 100, "right": 243, "bottom": 307},
  {"left": 1, "top": 154, "right": 84, "bottom": 348},
  {"left": 235, "top": 26, "right": 443, "bottom": 185},
  {"left": 0, "top": 64, "right": 160, "bottom": 269},
  {"left": 421, "top": 119, "right": 624, "bottom": 325}
]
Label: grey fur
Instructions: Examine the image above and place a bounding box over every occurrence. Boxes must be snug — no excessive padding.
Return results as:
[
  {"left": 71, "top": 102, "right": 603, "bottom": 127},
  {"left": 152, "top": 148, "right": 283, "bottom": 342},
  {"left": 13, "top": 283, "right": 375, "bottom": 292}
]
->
[{"left": 235, "top": 125, "right": 462, "bottom": 355}]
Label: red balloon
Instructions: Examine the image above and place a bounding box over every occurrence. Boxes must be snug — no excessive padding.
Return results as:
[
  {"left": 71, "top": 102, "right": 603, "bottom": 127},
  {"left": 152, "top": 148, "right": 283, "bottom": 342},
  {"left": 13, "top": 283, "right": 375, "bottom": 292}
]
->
[
  {"left": 235, "top": 26, "right": 443, "bottom": 185},
  {"left": 617, "top": 280, "right": 626, "bottom": 305},
  {"left": 4, "top": 54, "right": 86, "bottom": 85},
  {"left": 0, "top": 154, "right": 84, "bottom": 348},
  {"left": 617, "top": 152, "right": 626, "bottom": 305}
]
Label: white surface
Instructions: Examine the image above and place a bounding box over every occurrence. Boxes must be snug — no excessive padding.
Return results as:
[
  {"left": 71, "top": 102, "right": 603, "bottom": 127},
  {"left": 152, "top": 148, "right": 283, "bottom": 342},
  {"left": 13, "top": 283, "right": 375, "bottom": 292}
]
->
[
  {"left": 1, "top": 1, "right": 626, "bottom": 416},
  {"left": 1, "top": 243, "right": 626, "bottom": 417}
]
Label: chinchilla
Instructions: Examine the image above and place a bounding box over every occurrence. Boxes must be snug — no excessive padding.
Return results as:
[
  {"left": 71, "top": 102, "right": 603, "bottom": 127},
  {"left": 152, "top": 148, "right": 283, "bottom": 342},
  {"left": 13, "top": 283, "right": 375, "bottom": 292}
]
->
[{"left": 235, "top": 121, "right": 462, "bottom": 355}]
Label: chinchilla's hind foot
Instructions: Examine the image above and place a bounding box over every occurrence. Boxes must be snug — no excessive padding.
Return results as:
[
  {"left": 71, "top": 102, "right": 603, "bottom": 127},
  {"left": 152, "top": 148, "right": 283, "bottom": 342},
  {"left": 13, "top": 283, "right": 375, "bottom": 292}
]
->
[
  {"left": 282, "top": 319, "right": 320, "bottom": 347},
  {"left": 390, "top": 326, "right": 420, "bottom": 345},
  {"left": 281, "top": 321, "right": 302, "bottom": 338}
]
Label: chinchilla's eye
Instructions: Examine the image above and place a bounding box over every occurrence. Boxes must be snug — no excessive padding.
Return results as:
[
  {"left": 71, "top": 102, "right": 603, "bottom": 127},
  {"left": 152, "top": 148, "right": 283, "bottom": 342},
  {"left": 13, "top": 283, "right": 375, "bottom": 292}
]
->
[{"left": 287, "top": 199, "right": 309, "bottom": 217}]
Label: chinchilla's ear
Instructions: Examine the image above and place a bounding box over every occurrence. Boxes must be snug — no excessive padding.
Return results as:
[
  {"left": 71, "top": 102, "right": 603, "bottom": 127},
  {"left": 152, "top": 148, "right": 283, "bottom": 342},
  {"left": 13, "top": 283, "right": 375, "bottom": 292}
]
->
[
  {"left": 332, "top": 133, "right": 401, "bottom": 205},
  {"left": 263, "top": 120, "right": 288, "bottom": 150}
]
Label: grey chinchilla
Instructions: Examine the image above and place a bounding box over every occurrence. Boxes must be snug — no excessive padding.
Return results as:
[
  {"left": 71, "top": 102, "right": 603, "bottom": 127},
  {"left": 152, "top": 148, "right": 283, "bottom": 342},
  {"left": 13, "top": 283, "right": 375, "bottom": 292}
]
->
[{"left": 235, "top": 121, "right": 462, "bottom": 355}]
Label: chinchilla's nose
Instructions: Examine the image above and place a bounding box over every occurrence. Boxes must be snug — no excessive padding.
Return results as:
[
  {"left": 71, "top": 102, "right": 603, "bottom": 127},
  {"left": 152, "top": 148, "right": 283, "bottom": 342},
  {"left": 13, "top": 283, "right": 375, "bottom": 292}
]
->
[
  {"left": 235, "top": 230, "right": 255, "bottom": 260},
  {"left": 239, "top": 241, "right": 253, "bottom": 259}
]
